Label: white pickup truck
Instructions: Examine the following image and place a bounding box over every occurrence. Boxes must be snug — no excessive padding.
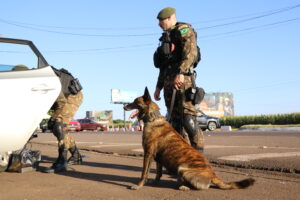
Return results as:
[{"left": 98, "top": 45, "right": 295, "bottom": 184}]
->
[{"left": 0, "top": 38, "right": 61, "bottom": 171}]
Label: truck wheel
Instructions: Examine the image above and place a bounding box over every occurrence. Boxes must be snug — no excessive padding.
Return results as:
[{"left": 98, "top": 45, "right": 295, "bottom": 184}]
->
[{"left": 207, "top": 121, "right": 217, "bottom": 131}]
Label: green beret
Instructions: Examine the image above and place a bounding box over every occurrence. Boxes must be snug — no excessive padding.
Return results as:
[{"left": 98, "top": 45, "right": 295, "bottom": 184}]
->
[
  {"left": 12, "top": 64, "right": 29, "bottom": 71},
  {"left": 157, "top": 7, "right": 176, "bottom": 20}
]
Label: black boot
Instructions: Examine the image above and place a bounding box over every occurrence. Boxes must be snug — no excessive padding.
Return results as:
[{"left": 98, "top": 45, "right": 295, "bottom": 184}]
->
[
  {"left": 45, "top": 148, "right": 68, "bottom": 173},
  {"left": 53, "top": 148, "right": 68, "bottom": 172},
  {"left": 67, "top": 146, "right": 82, "bottom": 165}
]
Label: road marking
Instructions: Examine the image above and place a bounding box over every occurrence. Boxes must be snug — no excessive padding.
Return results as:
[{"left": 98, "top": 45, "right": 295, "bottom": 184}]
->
[
  {"left": 132, "top": 149, "right": 143, "bottom": 152},
  {"left": 43, "top": 141, "right": 104, "bottom": 144},
  {"left": 90, "top": 143, "right": 141, "bottom": 148},
  {"left": 218, "top": 152, "right": 300, "bottom": 162},
  {"left": 206, "top": 145, "right": 300, "bottom": 150}
]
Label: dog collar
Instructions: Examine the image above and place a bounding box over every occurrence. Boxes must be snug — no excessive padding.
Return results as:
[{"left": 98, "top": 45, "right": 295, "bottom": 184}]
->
[{"left": 142, "top": 110, "right": 162, "bottom": 123}]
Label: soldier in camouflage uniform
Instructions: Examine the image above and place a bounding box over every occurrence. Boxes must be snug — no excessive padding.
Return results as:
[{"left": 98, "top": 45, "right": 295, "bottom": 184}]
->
[
  {"left": 153, "top": 7, "right": 204, "bottom": 152},
  {"left": 12, "top": 65, "right": 83, "bottom": 172},
  {"left": 46, "top": 68, "right": 83, "bottom": 172}
]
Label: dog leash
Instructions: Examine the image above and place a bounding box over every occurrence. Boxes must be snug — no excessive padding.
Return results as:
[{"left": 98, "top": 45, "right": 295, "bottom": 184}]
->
[{"left": 167, "top": 88, "right": 176, "bottom": 122}]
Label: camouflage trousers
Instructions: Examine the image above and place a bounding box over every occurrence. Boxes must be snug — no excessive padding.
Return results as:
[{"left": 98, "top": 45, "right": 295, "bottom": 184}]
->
[
  {"left": 163, "top": 74, "right": 196, "bottom": 119},
  {"left": 51, "top": 91, "right": 83, "bottom": 150},
  {"left": 163, "top": 74, "right": 204, "bottom": 149}
]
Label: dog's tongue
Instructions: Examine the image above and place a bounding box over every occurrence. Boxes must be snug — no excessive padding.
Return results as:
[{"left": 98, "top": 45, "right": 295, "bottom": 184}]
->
[{"left": 129, "top": 110, "right": 139, "bottom": 119}]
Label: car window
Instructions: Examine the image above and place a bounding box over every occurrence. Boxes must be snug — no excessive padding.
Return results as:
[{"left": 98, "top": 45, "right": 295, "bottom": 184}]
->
[
  {"left": 0, "top": 43, "right": 38, "bottom": 72},
  {"left": 196, "top": 110, "right": 204, "bottom": 117}
]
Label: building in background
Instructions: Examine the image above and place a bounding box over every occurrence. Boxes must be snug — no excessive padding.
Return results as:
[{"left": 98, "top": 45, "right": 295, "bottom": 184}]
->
[
  {"left": 86, "top": 110, "right": 113, "bottom": 126},
  {"left": 198, "top": 92, "right": 234, "bottom": 118}
]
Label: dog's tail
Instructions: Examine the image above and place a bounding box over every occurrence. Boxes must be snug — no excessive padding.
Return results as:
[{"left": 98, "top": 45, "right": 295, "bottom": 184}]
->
[{"left": 212, "top": 176, "right": 255, "bottom": 189}]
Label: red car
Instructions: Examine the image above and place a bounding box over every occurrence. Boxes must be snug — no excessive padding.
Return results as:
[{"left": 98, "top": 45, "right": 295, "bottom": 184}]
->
[
  {"left": 67, "top": 120, "right": 81, "bottom": 131},
  {"left": 77, "top": 119, "right": 107, "bottom": 131}
]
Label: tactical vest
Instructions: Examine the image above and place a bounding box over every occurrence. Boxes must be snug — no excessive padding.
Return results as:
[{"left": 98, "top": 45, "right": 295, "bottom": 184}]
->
[
  {"left": 153, "top": 22, "right": 201, "bottom": 69},
  {"left": 52, "top": 67, "right": 82, "bottom": 97}
]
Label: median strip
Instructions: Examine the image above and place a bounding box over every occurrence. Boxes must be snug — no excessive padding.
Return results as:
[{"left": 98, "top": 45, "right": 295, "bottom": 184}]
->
[{"left": 218, "top": 152, "right": 300, "bottom": 162}]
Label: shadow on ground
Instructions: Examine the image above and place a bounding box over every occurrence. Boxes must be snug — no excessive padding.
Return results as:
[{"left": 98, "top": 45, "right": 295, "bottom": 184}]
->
[{"left": 39, "top": 155, "right": 180, "bottom": 190}]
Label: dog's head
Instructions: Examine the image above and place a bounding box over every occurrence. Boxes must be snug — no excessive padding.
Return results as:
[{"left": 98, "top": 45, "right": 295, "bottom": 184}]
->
[{"left": 124, "top": 87, "right": 159, "bottom": 121}]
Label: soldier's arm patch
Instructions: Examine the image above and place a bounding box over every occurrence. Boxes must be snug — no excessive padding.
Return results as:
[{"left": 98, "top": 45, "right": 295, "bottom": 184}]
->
[{"left": 179, "top": 27, "right": 189, "bottom": 35}]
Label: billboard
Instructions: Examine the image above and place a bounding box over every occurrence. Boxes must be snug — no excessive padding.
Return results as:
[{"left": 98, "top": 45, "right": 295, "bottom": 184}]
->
[
  {"left": 198, "top": 92, "right": 234, "bottom": 118},
  {"left": 111, "top": 89, "right": 138, "bottom": 104},
  {"left": 86, "top": 110, "right": 113, "bottom": 124}
]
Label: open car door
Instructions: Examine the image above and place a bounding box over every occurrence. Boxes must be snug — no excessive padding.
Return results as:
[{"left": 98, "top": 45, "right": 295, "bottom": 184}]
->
[{"left": 0, "top": 38, "right": 61, "bottom": 152}]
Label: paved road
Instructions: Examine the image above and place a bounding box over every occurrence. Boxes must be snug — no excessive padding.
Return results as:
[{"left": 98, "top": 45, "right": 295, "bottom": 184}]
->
[
  {"left": 34, "top": 130, "right": 300, "bottom": 173},
  {"left": 0, "top": 130, "right": 299, "bottom": 200}
]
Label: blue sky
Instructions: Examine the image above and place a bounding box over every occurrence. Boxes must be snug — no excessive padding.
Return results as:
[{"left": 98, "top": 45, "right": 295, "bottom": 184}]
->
[{"left": 1, "top": 0, "right": 300, "bottom": 120}]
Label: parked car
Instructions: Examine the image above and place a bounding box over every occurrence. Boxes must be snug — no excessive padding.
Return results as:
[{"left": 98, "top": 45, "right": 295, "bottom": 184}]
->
[
  {"left": 196, "top": 110, "right": 221, "bottom": 131},
  {"left": 0, "top": 37, "right": 61, "bottom": 171},
  {"left": 77, "top": 119, "right": 107, "bottom": 131},
  {"left": 40, "top": 119, "right": 49, "bottom": 133},
  {"left": 40, "top": 119, "right": 81, "bottom": 132},
  {"left": 67, "top": 120, "right": 81, "bottom": 131}
]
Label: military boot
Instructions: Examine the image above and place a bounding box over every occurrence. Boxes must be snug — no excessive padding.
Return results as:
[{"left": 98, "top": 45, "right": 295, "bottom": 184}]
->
[
  {"left": 45, "top": 147, "right": 68, "bottom": 173},
  {"left": 67, "top": 146, "right": 82, "bottom": 165}
]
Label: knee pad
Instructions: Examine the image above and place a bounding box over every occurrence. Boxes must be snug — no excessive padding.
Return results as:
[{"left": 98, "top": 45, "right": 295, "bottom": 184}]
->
[
  {"left": 47, "top": 118, "right": 56, "bottom": 130},
  {"left": 183, "top": 115, "right": 199, "bottom": 137},
  {"left": 52, "top": 121, "right": 65, "bottom": 141}
]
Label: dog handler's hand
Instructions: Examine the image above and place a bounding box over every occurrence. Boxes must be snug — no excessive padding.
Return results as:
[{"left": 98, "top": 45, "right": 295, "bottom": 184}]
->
[
  {"left": 174, "top": 74, "right": 184, "bottom": 90},
  {"left": 154, "top": 88, "right": 161, "bottom": 101}
]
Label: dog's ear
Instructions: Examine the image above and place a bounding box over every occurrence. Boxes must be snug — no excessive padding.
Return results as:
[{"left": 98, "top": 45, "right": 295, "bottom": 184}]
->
[{"left": 143, "top": 87, "right": 151, "bottom": 103}]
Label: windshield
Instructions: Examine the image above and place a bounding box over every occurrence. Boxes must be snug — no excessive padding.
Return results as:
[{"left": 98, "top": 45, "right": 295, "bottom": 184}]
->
[{"left": 197, "top": 110, "right": 206, "bottom": 117}]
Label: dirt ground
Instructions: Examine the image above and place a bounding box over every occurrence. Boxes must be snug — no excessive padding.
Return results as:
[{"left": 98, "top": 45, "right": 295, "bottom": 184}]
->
[{"left": 0, "top": 142, "right": 299, "bottom": 200}]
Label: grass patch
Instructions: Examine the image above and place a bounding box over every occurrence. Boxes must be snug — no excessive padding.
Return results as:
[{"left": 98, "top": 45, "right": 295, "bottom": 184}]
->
[{"left": 240, "top": 124, "right": 300, "bottom": 128}]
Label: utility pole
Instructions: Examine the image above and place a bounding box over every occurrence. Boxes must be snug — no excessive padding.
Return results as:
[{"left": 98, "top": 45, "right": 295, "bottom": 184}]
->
[{"left": 123, "top": 103, "right": 128, "bottom": 130}]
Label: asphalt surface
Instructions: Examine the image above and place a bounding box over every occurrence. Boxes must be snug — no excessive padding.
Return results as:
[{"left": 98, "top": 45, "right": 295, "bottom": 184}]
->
[
  {"left": 33, "top": 130, "right": 300, "bottom": 174},
  {"left": 0, "top": 130, "right": 299, "bottom": 200}
]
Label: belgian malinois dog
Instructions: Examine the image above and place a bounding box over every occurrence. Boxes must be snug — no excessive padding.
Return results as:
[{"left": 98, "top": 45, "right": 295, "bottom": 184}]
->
[{"left": 124, "top": 87, "right": 255, "bottom": 191}]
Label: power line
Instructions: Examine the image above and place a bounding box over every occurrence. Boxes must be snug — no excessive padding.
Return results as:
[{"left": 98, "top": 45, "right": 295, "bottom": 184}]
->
[
  {"left": 44, "top": 43, "right": 154, "bottom": 53},
  {"left": 0, "top": 43, "right": 155, "bottom": 54},
  {"left": 1, "top": 17, "right": 298, "bottom": 54},
  {"left": 200, "top": 17, "right": 300, "bottom": 39},
  {"left": 192, "top": 4, "right": 297, "bottom": 24},
  {"left": 0, "top": 19, "right": 154, "bottom": 31},
  {"left": 196, "top": 4, "right": 300, "bottom": 30},
  {"left": 0, "top": 18, "right": 158, "bottom": 37},
  {"left": 0, "top": 3, "right": 299, "bottom": 37},
  {"left": 2, "top": 3, "right": 299, "bottom": 31}
]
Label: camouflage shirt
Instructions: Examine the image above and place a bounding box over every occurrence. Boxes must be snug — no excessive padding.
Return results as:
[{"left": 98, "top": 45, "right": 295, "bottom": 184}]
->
[{"left": 156, "top": 22, "right": 198, "bottom": 90}]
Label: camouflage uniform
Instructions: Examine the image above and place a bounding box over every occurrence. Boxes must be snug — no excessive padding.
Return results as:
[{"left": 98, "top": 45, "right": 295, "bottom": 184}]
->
[
  {"left": 47, "top": 69, "right": 83, "bottom": 172},
  {"left": 155, "top": 22, "right": 204, "bottom": 152},
  {"left": 51, "top": 91, "right": 83, "bottom": 150}
]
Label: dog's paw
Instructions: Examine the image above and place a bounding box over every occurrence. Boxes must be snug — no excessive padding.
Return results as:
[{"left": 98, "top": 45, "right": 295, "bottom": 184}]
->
[
  {"left": 179, "top": 185, "right": 190, "bottom": 191},
  {"left": 130, "top": 185, "right": 141, "bottom": 190}
]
